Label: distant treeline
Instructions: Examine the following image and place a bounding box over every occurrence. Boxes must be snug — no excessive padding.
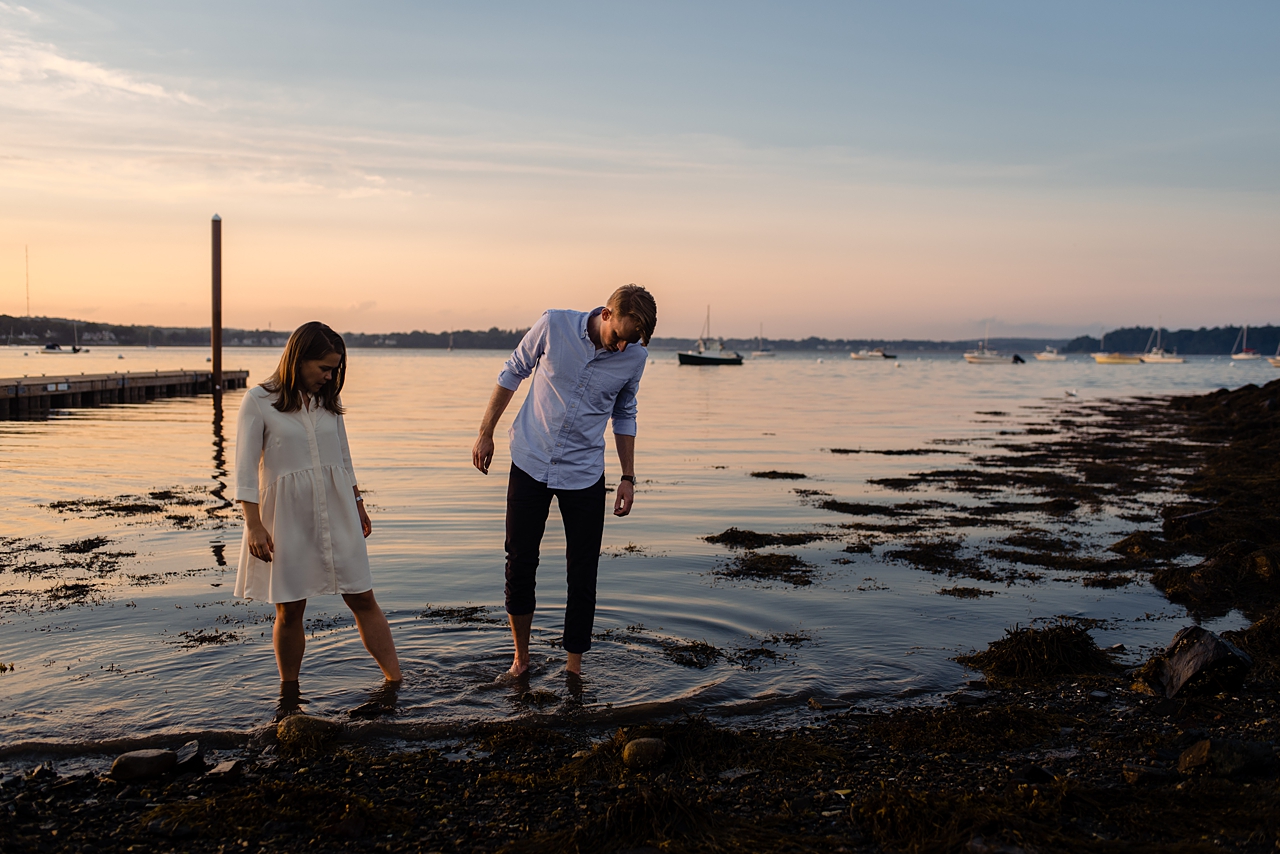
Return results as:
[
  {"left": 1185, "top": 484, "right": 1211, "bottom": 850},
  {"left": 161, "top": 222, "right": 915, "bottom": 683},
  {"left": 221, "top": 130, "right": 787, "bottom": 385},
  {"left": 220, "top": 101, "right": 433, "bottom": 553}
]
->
[
  {"left": 1063, "top": 325, "right": 1279, "bottom": 356},
  {"left": 4, "top": 314, "right": 1275, "bottom": 355}
]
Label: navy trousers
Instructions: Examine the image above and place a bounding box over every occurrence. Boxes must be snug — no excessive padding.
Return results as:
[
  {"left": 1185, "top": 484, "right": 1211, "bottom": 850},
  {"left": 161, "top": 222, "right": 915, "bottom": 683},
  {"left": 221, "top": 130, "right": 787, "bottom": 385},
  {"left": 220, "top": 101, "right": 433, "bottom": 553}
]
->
[{"left": 504, "top": 464, "right": 607, "bottom": 655}]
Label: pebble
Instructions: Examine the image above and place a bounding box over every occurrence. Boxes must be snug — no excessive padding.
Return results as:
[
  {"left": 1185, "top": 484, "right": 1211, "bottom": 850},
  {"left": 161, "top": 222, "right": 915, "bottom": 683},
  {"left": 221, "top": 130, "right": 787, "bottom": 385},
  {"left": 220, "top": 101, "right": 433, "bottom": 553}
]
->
[
  {"left": 622, "top": 738, "right": 665, "bottom": 768},
  {"left": 1088, "top": 690, "right": 1110, "bottom": 701},
  {"left": 205, "top": 759, "right": 244, "bottom": 780},
  {"left": 1177, "top": 739, "right": 1274, "bottom": 777},
  {"left": 110, "top": 749, "right": 177, "bottom": 782}
]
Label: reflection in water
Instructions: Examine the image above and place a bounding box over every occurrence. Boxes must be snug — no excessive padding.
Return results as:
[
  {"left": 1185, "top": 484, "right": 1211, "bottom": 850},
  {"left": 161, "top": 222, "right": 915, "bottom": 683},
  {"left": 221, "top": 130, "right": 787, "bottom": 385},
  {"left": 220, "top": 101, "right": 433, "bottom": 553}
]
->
[
  {"left": 348, "top": 680, "right": 402, "bottom": 720},
  {"left": 210, "top": 393, "right": 235, "bottom": 568}
]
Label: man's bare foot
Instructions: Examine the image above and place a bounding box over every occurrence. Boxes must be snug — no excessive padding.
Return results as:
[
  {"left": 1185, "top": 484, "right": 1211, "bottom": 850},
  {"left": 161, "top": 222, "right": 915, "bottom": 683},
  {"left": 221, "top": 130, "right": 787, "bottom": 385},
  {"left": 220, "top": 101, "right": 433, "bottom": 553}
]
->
[{"left": 566, "top": 652, "right": 583, "bottom": 675}]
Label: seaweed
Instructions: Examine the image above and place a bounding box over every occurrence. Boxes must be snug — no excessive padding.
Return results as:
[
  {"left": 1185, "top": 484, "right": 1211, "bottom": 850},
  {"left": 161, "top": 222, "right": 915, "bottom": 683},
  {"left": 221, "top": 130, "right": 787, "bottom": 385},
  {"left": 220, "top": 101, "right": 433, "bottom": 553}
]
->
[
  {"left": 955, "top": 623, "right": 1117, "bottom": 683},
  {"left": 704, "top": 528, "right": 828, "bottom": 549},
  {"left": 749, "top": 470, "right": 807, "bottom": 479},
  {"left": 418, "top": 604, "right": 504, "bottom": 625},
  {"left": 714, "top": 552, "right": 816, "bottom": 586}
]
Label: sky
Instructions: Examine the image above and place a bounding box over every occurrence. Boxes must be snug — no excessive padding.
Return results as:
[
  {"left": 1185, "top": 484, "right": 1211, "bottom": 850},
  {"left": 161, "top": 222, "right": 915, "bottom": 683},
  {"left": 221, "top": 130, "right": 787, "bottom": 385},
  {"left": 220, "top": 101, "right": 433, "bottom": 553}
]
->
[{"left": 1, "top": 2, "right": 1277, "bottom": 340}]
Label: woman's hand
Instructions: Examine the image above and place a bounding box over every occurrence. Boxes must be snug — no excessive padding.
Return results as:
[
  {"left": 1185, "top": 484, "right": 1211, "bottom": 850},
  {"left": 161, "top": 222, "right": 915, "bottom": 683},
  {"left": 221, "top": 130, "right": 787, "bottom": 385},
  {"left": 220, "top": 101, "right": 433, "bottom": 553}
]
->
[
  {"left": 358, "top": 501, "right": 373, "bottom": 538},
  {"left": 247, "top": 524, "right": 275, "bottom": 562}
]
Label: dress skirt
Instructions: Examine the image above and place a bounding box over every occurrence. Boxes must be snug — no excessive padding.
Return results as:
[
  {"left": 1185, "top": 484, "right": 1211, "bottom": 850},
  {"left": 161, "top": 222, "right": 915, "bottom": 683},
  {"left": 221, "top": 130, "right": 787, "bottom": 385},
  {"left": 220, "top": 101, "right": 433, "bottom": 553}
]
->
[{"left": 232, "top": 386, "right": 374, "bottom": 604}]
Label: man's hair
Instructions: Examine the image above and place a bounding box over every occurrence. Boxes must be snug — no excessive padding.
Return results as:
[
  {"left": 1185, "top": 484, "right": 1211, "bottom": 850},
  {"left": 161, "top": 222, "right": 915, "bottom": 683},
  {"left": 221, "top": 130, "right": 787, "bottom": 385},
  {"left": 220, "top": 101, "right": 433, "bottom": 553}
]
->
[
  {"left": 262, "top": 321, "right": 347, "bottom": 414},
  {"left": 607, "top": 284, "right": 657, "bottom": 346}
]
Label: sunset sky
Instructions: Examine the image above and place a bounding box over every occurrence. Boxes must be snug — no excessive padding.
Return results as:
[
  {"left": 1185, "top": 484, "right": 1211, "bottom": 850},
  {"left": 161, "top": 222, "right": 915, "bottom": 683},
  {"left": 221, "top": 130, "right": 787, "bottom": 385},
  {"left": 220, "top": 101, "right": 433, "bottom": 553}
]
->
[{"left": 1, "top": 2, "right": 1276, "bottom": 340}]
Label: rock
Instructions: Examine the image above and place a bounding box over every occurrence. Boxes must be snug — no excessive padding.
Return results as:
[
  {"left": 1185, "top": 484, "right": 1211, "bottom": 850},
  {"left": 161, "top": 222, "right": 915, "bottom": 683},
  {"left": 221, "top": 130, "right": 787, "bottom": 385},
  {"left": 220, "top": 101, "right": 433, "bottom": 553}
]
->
[
  {"left": 1009, "top": 764, "right": 1054, "bottom": 785},
  {"left": 174, "top": 740, "right": 204, "bottom": 772},
  {"left": 1088, "top": 690, "right": 1110, "bottom": 701},
  {"left": 949, "top": 690, "right": 991, "bottom": 707},
  {"left": 277, "top": 714, "right": 342, "bottom": 757},
  {"left": 717, "top": 767, "right": 760, "bottom": 782},
  {"left": 1132, "top": 626, "right": 1252, "bottom": 698},
  {"left": 1177, "top": 739, "right": 1274, "bottom": 777},
  {"left": 110, "top": 749, "right": 177, "bottom": 782},
  {"left": 250, "top": 724, "right": 279, "bottom": 747},
  {"left": 1122, "top": 763, "right": 1176, "bottom": 786},
  {"left": 621, "top": 738, "right": 665, "bottom": 768},
  {"left": 28, "top": 763, "right": 57, "bottom": 782},
  {"left": 205, "top": 759, "right": 243, "bottom": 780},
  {"left": 807, "top": 697, "right": 851, "bottom": 711}
]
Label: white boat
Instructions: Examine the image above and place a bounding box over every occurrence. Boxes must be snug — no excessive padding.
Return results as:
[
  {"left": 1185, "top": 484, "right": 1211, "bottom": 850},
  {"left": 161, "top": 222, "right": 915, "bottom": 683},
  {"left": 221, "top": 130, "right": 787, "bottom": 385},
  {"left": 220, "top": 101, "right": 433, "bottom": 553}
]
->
[
  {"left": 1093, "top": 352, "right": 1141, "bottom": 364},
  {"left": 1231, "top": 325, "right": 1261, "bottom": 360},
  {"left": 1268, "top": 342, "right": 1280, "bottom": 368},
  {"left": 678, "top": 307, "right": 742, "bottom": 366},
  {"left": 1033, "top": 346, "right": 1066, "bottom": 361},
  {"left": 963, "top": 326, "right": 1007, "bottom": 363},
  {"left": 37, "top": 323, "right": 88, "bottom": 354},
  {"left": 850, "top": 347, "right": 896, "bottom": 360},
  {"left": 1139, "top": 324, "right": 1184, "bottom": 363},
  {"left": 750, "top": 324, "right": 775, "bottom": 358}
]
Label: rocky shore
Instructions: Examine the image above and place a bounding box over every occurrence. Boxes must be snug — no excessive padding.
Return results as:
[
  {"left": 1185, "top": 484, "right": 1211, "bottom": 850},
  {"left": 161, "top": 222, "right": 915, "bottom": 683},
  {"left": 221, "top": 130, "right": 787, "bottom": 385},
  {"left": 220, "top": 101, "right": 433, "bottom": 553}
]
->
[{"left": 4, "top": 378, "right": 1278, "bottom": 853}]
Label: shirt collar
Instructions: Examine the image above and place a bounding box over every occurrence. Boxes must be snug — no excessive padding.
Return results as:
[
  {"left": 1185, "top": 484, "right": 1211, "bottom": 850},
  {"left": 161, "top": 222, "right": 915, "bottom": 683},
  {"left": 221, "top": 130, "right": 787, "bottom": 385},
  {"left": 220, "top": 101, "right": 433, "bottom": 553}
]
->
[{"left": 581, "top": 307, "right": 604, "bottom": 342}]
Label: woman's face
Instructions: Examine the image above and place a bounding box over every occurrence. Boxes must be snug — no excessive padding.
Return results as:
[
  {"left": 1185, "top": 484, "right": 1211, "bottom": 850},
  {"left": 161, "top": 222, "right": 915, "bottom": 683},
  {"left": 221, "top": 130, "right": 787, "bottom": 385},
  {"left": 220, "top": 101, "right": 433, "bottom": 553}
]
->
[{"left": 300, "top": 352, "right": 342, "bottom": 394}]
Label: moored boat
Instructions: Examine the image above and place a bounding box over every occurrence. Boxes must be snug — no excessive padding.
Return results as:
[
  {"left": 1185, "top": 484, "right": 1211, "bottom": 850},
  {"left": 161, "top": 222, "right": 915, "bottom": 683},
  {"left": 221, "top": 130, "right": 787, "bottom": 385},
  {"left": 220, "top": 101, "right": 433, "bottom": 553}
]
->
[
  {"left": 678, "top": 307, "right": 742, "bottom": 366},
  {"left": 1033, "top": 346, "right": 1066, "bottom": 361},
  {"left": 1231, "top": 325, "right": 1261, "bottom": 360},
  {"left": 1093, "top": 352, "right": 1142, "bottom": 364},
  {"left": 850, "top": 347, "right": 896, "bottom": 360}
]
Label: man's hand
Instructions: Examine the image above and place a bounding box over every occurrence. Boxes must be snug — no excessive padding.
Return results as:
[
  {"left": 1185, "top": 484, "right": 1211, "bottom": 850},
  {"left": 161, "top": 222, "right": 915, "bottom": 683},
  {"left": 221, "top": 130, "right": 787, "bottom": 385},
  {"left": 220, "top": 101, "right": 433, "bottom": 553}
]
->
[
  {"left": 613, "top": 479, "right": 635, "bottom": 516},
  {"left": 358, "top": 502, "right": 373, "bottom": 538},
  {"left": 473, "top": 433, "right": 496, "bottom": 474},
  {"left": 247, "top": 524, "right": 275, "bottom": 562}
]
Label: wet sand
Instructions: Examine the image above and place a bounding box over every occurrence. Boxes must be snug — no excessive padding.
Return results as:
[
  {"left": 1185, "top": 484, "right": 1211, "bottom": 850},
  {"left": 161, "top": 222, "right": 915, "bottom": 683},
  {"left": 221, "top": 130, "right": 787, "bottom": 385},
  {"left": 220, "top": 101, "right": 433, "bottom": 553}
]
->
[{"left": 3, "top": 378, "right": 1279, "bottom": 853}]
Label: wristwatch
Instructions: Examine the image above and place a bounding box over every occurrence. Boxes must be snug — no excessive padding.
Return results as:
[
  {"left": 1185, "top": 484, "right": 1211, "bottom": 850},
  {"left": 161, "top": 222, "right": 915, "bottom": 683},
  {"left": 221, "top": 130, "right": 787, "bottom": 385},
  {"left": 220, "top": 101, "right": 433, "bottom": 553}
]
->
[{"left": 620, "top": 475, "right": 636, "bottom": 484}]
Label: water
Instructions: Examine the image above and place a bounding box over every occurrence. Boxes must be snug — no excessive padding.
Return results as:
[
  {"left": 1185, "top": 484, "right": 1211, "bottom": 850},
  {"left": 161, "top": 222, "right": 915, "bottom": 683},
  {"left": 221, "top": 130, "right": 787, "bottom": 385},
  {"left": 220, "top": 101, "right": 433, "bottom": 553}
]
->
[{"left": 1, "top": 346, "right": 1271, "bottom": 751}]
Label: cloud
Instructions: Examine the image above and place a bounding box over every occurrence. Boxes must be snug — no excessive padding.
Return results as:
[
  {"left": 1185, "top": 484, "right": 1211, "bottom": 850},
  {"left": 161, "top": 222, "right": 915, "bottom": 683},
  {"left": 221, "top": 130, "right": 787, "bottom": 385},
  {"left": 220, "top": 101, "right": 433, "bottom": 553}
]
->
[{"left": 0, "top": 26, "right": 198, "bottom": 106}]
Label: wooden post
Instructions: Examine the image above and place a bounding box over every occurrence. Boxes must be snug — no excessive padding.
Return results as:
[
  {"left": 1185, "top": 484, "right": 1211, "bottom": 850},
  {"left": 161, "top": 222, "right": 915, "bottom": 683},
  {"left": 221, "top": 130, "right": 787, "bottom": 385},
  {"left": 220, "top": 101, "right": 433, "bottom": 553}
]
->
[{"left": 211, "top": 214, "right": 222, "bottom": 397}]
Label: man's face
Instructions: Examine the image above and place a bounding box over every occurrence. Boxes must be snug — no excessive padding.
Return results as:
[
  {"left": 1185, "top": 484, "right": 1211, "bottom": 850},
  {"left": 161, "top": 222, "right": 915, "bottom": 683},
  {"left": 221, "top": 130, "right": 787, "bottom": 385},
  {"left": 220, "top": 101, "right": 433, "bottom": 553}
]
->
[{"left": 599, "top": 308, "right": 643, "bottom": 352}]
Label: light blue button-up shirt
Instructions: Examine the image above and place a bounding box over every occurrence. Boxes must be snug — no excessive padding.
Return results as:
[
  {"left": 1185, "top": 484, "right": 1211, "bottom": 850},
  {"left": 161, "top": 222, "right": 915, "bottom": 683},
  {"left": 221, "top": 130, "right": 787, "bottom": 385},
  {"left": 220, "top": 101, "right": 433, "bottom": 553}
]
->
[{"left": 497, "top": 308, "right": 647, "bottom": 489}]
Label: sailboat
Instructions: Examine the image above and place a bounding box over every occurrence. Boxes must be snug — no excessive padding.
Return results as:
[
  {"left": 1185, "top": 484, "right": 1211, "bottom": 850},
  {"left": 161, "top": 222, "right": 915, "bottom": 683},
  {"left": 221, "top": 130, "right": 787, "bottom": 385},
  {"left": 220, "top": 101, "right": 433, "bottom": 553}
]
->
[
  {"left": 39, "top": 322, "right": 88, "bottom": 354},
  {"left": 963, "top": 324, "right": 1006, "bottom": 364},
  {"left": 1139, "top": 321, "right": 1184, "bottom": 364},
  {"left": 1231, "top": 325, "right": 1261, "bottom": 360},
  {"left": 750, "top": 324, "right": 775, "bottom": 358},
  {"left": 678, "top": 307, "right": 742, "bottom": 365},
  {"left": 1268, "top": 342, "right": 1280, "bottom": 368}
]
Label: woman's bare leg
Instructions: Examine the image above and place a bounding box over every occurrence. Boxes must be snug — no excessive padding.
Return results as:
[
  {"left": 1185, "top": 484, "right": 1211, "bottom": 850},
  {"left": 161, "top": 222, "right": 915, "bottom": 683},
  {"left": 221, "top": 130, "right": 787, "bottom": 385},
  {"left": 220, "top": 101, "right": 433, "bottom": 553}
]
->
[
  {"left": 274, "top": 600, "right": 307, "bottom": 681},
  {"left": 343, "top": 590, "right": 402, "bottom": 682}
]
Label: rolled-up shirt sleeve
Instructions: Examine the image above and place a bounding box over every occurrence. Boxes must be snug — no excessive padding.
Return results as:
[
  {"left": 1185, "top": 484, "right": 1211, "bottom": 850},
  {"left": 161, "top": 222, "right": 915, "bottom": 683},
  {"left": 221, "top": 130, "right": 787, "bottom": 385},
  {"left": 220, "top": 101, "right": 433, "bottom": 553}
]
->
[
  {"left": 233, "top": 392, "right": 266, "bottom": 503},
  {"left": 496, "top": 313, "right": 549, "bottom": 391},
  {"left": 610, "top": 362, "right": 645, "bottom": 437}
]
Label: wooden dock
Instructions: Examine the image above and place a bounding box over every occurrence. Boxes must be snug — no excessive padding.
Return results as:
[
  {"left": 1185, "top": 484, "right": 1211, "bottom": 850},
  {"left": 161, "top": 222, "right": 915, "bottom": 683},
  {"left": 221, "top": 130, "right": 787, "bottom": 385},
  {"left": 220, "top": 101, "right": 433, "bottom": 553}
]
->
[{"left": 0, "top": 369, "right": 249, "bottom": 420}]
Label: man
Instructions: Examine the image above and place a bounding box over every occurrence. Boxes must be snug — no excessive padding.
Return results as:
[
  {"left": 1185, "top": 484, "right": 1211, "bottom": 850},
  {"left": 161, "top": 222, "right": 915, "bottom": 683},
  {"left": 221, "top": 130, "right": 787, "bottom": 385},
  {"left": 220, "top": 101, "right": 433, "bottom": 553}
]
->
[{"left": 471, "top": 284, "right": 657, "bottom": 677}]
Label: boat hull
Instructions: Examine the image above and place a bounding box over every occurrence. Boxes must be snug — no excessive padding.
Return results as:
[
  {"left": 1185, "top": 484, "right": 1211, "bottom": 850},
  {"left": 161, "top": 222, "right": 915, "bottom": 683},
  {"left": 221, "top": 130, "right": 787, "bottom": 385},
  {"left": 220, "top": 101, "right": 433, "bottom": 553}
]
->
[
  {"left": 1232, "top": 353, "right": 1261, "bottom": 361},
  {"left": 963, "top": 353, "right": 1007, "bottom": 364},
  {"left": 1092, "top": 353, "right": 1142, "bottom": 364},
  {"left": 678, "top": 351, "right": 743, "bottom": 366},
  {"left": 1033, "top": 354, "right": 1066, "bottom": 361}
]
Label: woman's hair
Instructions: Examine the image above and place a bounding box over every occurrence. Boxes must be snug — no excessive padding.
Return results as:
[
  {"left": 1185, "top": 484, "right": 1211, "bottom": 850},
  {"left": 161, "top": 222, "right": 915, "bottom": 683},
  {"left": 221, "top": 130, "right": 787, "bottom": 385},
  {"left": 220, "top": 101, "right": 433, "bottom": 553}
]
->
[
  {"left": 262, "top": 321, "right": 347, "bottom": 414},
  {"left": 607, "top": 284, "right": 657, "bottom": 346}
]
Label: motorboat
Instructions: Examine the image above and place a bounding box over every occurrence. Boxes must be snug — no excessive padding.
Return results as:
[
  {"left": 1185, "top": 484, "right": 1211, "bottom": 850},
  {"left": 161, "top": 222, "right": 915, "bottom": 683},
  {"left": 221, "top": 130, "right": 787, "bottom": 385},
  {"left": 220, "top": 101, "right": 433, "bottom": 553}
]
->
[
  {"left": 1139, "top": 324, "right": 1184, "bottom": 363},
  {"left": 1033, "top": 346, "right": 1067, "bottom": 361},
  {"left": 1231, "top": 325, "right": 1261, "bottom": 360},
  {"left": 678, "top": 307, "right": 743, "bottom": 365},
  {"left": 850, "top": 347, "right": 896, "bottom": 360},
  {"left": 1093, "top": 352, "right": 1141, "bottom": 364}
]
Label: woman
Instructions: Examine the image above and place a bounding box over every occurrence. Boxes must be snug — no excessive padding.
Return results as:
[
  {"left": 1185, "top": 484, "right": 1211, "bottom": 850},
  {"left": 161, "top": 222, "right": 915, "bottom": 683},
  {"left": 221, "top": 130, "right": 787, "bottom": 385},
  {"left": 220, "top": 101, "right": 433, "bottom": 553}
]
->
[{"left": 234, "top": 321, "right": 401, "bottom": 692}]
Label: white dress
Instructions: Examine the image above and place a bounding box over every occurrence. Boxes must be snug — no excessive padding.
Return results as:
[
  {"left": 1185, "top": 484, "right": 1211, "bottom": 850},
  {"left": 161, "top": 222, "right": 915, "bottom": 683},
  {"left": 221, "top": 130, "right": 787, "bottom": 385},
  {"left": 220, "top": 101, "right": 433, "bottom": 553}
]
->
[{"left": 232, "top": 386, "right": 373, "bottom": 603}]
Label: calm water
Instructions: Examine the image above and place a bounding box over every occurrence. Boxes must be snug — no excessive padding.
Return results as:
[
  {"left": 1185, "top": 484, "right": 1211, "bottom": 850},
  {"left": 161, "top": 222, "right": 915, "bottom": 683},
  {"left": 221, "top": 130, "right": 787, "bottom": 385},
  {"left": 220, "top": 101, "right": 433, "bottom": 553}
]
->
[{"left": 1, "top": 346, "right": 1272, "bottom": 753}]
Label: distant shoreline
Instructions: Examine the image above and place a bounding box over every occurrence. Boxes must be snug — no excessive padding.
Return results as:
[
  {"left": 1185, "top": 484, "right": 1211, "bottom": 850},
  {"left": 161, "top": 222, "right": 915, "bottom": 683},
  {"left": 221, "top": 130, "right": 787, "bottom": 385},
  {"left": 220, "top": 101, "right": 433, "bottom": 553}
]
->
[{"left": 3, "top": 314, "right": 1277, "bottom": 356}]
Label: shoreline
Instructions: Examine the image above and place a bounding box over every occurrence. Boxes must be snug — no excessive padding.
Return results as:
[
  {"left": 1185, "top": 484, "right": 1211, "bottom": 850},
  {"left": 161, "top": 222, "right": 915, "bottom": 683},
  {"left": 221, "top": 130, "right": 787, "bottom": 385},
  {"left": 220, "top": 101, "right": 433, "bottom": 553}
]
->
[{"left": 4, "top": 378, "right": 1278, "bottom": 852}]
